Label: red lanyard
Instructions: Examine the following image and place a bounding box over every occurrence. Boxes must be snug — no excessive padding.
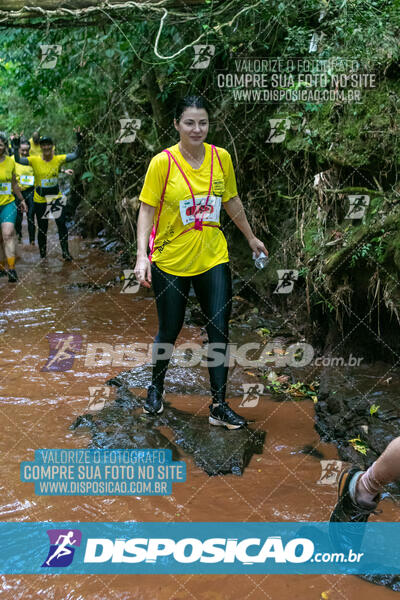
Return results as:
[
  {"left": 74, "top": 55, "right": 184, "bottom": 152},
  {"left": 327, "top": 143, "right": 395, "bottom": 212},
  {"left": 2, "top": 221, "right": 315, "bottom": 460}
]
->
[
  {"left": 148, "top": 144, "right": 224, "bottom": 262},
  {"left": 165, "top": 144, "right": 216, "bottom": 231}
]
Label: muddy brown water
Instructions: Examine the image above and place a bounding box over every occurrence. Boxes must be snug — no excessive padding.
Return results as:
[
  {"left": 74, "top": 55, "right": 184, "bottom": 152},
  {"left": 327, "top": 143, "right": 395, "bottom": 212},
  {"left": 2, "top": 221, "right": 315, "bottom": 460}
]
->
[{"left": 0, "top": 225, "right": 399, "bottom": 599}]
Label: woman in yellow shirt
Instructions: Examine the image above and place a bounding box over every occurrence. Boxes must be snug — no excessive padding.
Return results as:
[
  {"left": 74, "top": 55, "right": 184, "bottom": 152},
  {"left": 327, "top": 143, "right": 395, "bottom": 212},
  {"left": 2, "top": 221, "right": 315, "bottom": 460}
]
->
[
  {"left": 11, "top": 137, "right": 36, "bottom": 245},
  {"left": 135, "top": 96, "right": 268, "bottom": 429},
  {"left": 0, "top": 132, "right": 27, "bottom": 282}
]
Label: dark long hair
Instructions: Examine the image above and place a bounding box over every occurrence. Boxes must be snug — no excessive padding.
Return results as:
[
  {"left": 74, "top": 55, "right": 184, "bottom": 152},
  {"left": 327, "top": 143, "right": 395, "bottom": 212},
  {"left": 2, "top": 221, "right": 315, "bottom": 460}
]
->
[{"left": 174, "top": 95, "right": 210, "bottom": 123}]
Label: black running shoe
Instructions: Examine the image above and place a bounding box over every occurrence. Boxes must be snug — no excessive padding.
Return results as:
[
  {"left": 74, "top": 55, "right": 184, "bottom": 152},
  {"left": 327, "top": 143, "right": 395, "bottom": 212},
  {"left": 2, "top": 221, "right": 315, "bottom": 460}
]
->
[
  {"left": 209, "top": 402, "right": 247, "bottom": 430},
  {"left": 62, "top": 251, "right": 73, "bottom": 262},
  {"left": 330, "top": 467, "right": 380, "bottom": 523},
  {"left": 0, "top": 269, "right": 7, "bottom": 278},
  {"left": 8, "top": 269, "right": 18, "bottom": 283},
  {"left": 39, "top": 249, "right": 47, "bottom": 259},
  {"left": 143, "top": 384, "right": 164, "bottom": 415}
]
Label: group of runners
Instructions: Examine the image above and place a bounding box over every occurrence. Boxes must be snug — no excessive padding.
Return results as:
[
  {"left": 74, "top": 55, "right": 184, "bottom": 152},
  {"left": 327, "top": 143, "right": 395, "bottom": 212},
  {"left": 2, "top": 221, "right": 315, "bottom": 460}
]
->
[{"left": 0, "top": 128, "right": 82, "bottom": 282}]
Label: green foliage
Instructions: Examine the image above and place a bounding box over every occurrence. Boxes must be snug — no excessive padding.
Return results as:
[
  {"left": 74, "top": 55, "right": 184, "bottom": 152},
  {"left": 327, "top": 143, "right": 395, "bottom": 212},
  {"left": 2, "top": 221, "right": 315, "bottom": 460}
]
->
[
  {"left": 349, "top": 437, "right": 369, "bottom": 455},
  {"left": 0, "top": 0, "right": 399, "bottom": 260},
  {"left": 370, "top": 403, "right": 380, "bottom": 416}
]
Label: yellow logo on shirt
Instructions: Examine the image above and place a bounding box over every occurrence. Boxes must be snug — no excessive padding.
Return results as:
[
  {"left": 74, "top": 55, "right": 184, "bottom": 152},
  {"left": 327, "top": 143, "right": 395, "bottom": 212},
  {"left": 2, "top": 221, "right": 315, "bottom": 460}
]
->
[{"left": 212, "top": 179, "right": 225, "bottom": 195}]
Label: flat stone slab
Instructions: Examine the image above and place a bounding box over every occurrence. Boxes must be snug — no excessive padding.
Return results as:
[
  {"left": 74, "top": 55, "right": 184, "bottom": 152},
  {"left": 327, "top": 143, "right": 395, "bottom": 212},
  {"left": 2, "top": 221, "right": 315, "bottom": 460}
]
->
[
  {"left": 71, "top": 386, "right": 265, "bottom": 476},
  {"left": 107, "top": 361, "right": 251, "bottom": 398}
]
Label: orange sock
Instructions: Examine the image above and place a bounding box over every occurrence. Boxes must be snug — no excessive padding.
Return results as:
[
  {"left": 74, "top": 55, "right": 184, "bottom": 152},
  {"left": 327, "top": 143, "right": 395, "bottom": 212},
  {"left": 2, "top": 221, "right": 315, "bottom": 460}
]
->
[
  {"left": 7, "top": 257, "right": 15, "bottom": 269},
  {"left": 0, "top": 262, "right": 5, "bottom": 271}
]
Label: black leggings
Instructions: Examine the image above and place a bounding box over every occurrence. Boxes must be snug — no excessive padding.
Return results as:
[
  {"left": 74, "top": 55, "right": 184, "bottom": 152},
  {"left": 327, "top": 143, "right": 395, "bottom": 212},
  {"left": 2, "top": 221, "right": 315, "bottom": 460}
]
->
[
  {"left": 15, "top": 187, "right": 35, "bottom": 243},
  {"left": 34, "top": 201, "right": 69, "bottom": 255},
  {"left": 151, "top": 261, "right": 232, "bottom": 403}
]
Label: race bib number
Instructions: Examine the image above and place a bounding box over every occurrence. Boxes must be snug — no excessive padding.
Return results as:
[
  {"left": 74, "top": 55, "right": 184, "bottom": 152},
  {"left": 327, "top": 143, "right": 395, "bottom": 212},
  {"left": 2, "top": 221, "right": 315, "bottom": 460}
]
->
[
  {"left": 20, "top": 175, "right": 34, "bottom": 186},
  {"left": 42, "top": 195, "right": 67, "bottom": 220},
  {"left": 179, "top": 195, "right": 221, "bottom": 226},
  {"left": 0, "top": 182, "right": 11, "bottom": 195},
  {"left": 41, "top": 177, "right": 58, "bottom": 188}
]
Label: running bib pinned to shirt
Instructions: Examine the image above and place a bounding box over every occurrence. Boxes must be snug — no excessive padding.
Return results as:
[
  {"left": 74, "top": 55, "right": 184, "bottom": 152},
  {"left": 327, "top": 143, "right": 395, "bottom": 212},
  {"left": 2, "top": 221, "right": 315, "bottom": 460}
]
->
[
  {"left": 20, "top": 175, "right": 35, "bottom": 186},
  {"left": 40, "top": 177, "right": 58, "bottom": 188},
  {"left": 179, "top": 195, "right": 221, "bottom": 226},
  {"left": 0, "top": 182, "right": 11, "bottom": 195}
]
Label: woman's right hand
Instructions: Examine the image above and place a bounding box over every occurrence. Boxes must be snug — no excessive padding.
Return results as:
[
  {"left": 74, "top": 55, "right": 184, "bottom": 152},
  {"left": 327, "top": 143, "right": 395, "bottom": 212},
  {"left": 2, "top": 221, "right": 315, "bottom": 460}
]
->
[{"left": 134, "top": 254, "right": 152, "bottom": 288}]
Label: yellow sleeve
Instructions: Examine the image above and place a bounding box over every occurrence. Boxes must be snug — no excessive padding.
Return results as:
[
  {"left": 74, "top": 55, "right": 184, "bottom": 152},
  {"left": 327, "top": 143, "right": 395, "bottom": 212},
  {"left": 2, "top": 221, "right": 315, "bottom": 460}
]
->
[
  {"left": 139, "top": 152, "right": 170, "bottom": 208},
  {"left": 219, "top": 149, "right": 238, "bottom": 202}
]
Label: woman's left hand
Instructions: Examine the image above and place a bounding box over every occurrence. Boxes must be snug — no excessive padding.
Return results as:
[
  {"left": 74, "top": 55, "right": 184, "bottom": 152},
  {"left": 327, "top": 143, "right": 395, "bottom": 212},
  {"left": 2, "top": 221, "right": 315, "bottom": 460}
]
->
[{"left": 248, "top": 237, "right": 268, "bottom": 258}]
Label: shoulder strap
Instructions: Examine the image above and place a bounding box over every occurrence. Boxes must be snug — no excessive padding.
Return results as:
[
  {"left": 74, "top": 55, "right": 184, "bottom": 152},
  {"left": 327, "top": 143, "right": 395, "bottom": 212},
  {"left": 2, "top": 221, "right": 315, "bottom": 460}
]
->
[
  {"left": 212, "top": 145, "right": 224, "bottom": 174},
  {"left": 160, "top": 150, "right": 172, "bottom": 200},
  {"left": 148, "top": 150, "right": 171, "bottom": 260}
]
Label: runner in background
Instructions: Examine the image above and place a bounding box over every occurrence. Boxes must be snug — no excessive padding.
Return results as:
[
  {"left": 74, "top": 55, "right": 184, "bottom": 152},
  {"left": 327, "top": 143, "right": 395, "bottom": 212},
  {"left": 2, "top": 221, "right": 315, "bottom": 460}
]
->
[
  {"left": 0, "top": 132, "right": 27, "bottom": 282},
  {"left": 14, "top": 128, "right": 82, "bottom": 261},
  {"left": 10, "top": 137, "right": 35, "bottom": 245}
]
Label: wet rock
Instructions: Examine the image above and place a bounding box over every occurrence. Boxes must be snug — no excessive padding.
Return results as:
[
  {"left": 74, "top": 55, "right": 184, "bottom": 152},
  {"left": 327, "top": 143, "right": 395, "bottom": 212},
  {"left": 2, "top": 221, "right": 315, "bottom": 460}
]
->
[
  {"left": 315, "top": 366, "right": 400, "bottom": 496},
  {"left": 359, "top": 574, "right": 400, "bottom": 592},
  {"left": 71, "top": 390, "right": 179, "bottom": 459},
  {"left": 67, "top": 280, "right": 116, "bottom": 292},
  {"left": 184, "top": 298, "right": 207, "bottom": 327},
  {"left": 100, "top": 239, "right": 122, "bottom": 252},
  {"left": 106, "top": 362, "right": 249, "bottom": 397},
  {"left": 156, "top": 406, "right": 265, "bottom": 476},
  {"left": 71, "top": 386, "right": 265, "bottom": 476}
]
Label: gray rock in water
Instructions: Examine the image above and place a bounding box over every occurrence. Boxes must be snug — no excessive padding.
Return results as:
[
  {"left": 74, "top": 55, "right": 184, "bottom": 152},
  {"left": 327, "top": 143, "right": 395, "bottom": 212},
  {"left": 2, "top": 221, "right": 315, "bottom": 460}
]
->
[
  {"left": 106, "top": 362, "right": 249, "bottom": 398},
  {"left": 359, "top": 574, "right": 400, "bottom": 592},
  {"left": 71, "top": 386, "right": 265, "bottom": 476}
]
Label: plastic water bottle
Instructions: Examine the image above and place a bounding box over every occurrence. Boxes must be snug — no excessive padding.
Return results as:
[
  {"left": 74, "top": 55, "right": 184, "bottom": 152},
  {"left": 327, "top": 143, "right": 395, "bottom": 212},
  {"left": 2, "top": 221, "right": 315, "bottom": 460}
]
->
[{"left": 253, "top": 251, "right": 269, "bottom": 270}]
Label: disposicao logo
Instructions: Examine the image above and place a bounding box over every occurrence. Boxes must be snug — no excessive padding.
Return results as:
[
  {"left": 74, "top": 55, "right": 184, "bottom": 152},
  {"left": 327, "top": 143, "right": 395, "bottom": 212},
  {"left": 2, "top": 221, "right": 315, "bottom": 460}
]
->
[
  {"left": 83, "top": 536, "right": 314, "bottom": 564},
  {"left": 42, "top": 529, "right": 82, "bottom": 567}
]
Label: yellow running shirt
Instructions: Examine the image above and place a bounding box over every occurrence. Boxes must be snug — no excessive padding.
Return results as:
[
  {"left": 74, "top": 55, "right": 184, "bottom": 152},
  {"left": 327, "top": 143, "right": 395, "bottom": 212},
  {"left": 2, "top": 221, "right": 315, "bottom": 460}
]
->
[
  {"left": 29, "top": 138, "right": 42, "bottom": 156},
  {"left": 27, "top": 154, "right": 67, "bottom": 203},
  {"left": 0, "top": 155, "right": 16, "bottom": 207},
  {"left": 15, "top": 161, "right": 35, "bottom": 190},
  {"left": 139, "top": 143, "right": 238, "bottom": 276}
]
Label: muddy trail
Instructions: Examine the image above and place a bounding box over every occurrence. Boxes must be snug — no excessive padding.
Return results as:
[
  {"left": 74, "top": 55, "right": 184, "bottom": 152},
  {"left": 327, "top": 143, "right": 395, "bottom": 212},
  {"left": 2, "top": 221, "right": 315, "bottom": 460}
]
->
[{"left": 1, "top": 223, "right": 399, "bottom": 599}]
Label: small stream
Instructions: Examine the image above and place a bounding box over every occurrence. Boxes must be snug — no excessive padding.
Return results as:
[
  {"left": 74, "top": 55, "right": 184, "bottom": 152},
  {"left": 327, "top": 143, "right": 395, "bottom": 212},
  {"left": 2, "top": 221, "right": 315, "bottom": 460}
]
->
[{"left": 0, "top": 222, "right": 399, "bottom": 598}]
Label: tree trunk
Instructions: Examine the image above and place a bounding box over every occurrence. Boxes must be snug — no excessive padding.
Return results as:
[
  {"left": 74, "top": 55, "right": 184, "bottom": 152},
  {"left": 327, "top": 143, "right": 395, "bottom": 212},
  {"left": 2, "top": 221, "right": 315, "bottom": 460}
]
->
[
  {"left": 142, "top": 68, "right": 172, "bottom": 144},
  {"left": 0, "top": 0, "right": 203, "bottom": 10}
]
